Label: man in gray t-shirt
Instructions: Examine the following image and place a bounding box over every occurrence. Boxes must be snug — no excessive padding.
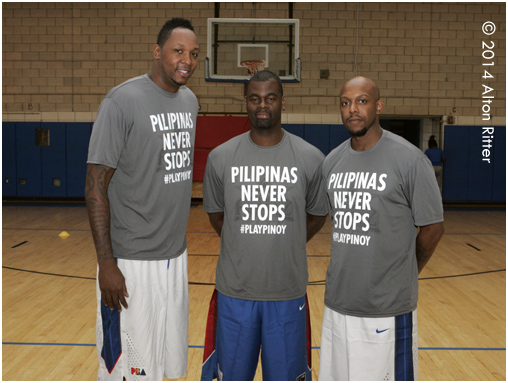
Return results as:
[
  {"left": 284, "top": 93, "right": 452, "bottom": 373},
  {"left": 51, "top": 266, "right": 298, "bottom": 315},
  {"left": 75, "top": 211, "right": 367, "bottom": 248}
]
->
[
  {"left": 318, "top": 77, "right": 444, "bottom": 381},
  {"left": 86, "top": 18, "right": 199, "bottom": 381},
  {"left": 201, "top": 71, "right": 328, "bottom": 381}
]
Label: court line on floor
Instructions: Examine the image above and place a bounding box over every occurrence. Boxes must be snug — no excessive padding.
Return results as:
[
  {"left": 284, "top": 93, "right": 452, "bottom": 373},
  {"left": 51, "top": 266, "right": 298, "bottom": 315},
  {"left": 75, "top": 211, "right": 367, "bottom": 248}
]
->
[
  {"left": 2, "top": 266, "right": 95, "bottom": 280},
  {"left": 2, "top": 342, "right": 505, "bottom": 352},
  {"left": 3, "top": 265, "right": 505, "bottom": 284}
]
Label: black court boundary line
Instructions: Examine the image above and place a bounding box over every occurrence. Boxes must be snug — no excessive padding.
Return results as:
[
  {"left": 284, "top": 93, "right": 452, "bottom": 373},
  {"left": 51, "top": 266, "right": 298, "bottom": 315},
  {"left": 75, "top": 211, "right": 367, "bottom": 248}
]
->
[
  {"left": 11, "top": 241, "right": 28, "bottom": 248},
  {"left": 1, "top": 265, "right": 214, "bottom": 285},
  {"left": 467, "top": 243, "right": 482, "bottom": 251},
  {"left": 2, "top": 266, "right": 94, "bottom": 280},
  {"left": 3, "top": 266, "right": 505, "bottom": 285},
  {"left": 418, "top": 268, "right": 506, "bottom": 280}
]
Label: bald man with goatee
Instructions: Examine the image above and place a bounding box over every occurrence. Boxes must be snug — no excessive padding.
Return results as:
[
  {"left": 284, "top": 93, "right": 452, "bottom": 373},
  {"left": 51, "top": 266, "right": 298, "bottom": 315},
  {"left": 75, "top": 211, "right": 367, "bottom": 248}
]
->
[{"left": 318, "top": 76, "right": 444, "bottom": 381}]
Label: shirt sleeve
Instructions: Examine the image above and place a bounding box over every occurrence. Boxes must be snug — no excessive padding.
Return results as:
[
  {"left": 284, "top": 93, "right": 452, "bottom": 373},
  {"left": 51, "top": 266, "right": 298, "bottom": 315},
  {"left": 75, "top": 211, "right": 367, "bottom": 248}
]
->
[
  {"left": 87, "top": 97, "right": 129, "bottom": 169},
  {"left": 305, "top": 155, "right": 329, "bottom": 216},
  {"left": 406, "top": 156, "right": 444, "bottom": 226},
  {"left": 202, "top": 151, "right": 225, "bottom": 213}
]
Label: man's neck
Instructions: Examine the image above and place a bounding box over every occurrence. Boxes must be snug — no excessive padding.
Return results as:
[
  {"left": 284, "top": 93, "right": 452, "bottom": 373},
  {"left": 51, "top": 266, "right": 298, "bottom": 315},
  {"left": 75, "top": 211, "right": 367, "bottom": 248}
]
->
[
  {"left": 250, "top": 126, "right": 284, "bottom": 147},
  {"left": 350, "top": 125, "right": 383, "bottom": 151},
  {"left": 148, "top": 69, "right": 180, "bottom": 94}
]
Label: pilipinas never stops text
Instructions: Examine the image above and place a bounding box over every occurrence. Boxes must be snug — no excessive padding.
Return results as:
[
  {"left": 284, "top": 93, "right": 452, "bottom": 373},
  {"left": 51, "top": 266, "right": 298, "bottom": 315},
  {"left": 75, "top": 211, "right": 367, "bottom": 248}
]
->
[
  {"left": 150, "top": 112, "right": 193, "bottom": 175},
  {"left": 233, "top": 165, "right": 298, "bottom": 224},
  {"left": 328, "top": 171, "right": 387, "bottom": 246}
]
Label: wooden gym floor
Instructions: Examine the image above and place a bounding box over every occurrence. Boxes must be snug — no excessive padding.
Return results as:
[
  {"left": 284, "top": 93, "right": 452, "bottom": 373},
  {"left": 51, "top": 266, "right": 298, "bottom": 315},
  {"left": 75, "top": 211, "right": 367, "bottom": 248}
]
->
[{"left": 2, "top": 185, "right": 506, "bottom": 380}]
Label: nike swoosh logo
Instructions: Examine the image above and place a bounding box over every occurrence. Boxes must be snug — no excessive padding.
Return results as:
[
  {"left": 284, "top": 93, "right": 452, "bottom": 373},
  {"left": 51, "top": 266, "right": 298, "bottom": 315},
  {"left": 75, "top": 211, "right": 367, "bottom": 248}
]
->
[
  {"left": 299, "top": 304, "right": 306, "bottom": 311},
  {"left": 376, "top": 328, "right": 390, "bottom": 333}
]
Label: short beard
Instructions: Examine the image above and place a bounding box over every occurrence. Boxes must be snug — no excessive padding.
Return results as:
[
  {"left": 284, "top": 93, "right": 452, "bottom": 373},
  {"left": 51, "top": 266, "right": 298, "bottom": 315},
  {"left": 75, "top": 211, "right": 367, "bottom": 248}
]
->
[
  {"left": 349, "top": 126, "right": 369, "bottom": 137},
  {"left": 249, "top": 114, "right": 273, "bottom": 130},
  {"left": 255, "top": 118, "right": 272, "bottom": 130}
]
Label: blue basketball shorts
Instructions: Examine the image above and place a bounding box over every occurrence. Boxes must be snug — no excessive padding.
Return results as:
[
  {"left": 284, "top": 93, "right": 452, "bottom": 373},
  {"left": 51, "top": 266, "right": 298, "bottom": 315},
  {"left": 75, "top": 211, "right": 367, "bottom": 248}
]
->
[
  {"left": 201, "top": 290, "right": 312, "bottom": 381},
  {"left": 319, "top": 307, "right": 418, "bottom": 381}
]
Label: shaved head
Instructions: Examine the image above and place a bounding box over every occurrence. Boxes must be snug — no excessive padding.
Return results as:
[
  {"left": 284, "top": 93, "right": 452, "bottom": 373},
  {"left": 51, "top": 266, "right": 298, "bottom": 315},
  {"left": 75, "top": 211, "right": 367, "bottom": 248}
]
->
[
  {"left": 340, "top": 76, "right": 381, "bottom": 101},
  {"left": 339, "top": 76, "right": 384, "bottom": 142}
]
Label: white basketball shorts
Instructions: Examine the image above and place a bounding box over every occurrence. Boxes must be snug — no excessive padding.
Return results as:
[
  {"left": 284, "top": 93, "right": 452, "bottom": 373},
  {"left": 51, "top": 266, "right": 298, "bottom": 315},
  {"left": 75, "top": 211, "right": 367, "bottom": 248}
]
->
[
  {"left": 96, "top": 250, "right": 189, "bottom": 381},
  {"left": 318, "top": 306, "right": 418, "bottom": 381}
]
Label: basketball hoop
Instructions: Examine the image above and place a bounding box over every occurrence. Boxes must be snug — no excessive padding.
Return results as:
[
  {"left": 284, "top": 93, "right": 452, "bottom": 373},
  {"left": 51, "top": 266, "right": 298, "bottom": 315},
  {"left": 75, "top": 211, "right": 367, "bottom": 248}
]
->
[{"left": 240, "top": 60, "right": 266, "bottom": 75}]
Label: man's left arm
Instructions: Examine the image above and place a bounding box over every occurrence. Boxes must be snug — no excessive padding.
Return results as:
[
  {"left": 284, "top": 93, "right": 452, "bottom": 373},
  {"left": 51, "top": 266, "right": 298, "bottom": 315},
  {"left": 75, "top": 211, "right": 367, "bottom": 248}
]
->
[
  {"left": 416, "top": 221, "right": 445, "bottom": 274},
  {"left": 307, "top": 213, "right": 327, "bottom": 243}
]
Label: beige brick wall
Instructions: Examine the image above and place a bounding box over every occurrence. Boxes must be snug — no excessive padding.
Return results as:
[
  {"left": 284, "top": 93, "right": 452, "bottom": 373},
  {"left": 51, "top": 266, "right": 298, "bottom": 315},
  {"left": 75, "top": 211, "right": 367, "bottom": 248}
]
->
[{"left": 2, "top": 2, "right": 506, "bottom": 124}]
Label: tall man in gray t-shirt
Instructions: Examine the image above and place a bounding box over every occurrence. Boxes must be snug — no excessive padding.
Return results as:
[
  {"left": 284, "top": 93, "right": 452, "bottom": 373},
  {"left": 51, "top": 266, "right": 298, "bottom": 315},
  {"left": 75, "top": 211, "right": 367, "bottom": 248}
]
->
[
  {"left": 201, "top": 71, "right": 328, "bottom": 381},
  {"left": 319, "top": 77, "right": 445, "bottom": 381},
  {"left": 85, "top": 18, "right": 199, "bottom": 381}
]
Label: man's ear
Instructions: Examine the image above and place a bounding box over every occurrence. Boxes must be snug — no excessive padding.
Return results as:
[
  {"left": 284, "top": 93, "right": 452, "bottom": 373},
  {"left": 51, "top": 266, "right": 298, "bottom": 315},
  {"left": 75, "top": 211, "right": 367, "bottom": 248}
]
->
[
  {"left": 376, "top": 100, "right": 384, "bottom": 115},
  {"left": 153, "top": 44, "right": 161, "bottom": 60}
]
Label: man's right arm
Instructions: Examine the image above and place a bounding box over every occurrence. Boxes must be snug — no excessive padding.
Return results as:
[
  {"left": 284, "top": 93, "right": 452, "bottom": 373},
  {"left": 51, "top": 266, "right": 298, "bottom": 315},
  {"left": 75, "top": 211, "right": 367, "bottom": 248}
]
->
[
  {"left": 207, "top": 212, "right": 224, "bottom": 237},
  {"left": 85, "top": 163, "right": 129, "bottom": 312}
]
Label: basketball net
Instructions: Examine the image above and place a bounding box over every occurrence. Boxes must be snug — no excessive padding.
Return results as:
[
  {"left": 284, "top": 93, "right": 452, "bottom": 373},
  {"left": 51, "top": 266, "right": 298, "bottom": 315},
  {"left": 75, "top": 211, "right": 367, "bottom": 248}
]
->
[{"left": 240, "top": 60, "right": 266, "bottom": 75}]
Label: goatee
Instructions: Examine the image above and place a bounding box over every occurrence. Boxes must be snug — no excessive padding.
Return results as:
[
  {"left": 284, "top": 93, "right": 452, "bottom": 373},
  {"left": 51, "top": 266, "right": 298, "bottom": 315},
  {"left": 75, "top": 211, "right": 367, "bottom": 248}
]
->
[
  {"left": 349, "top": 126, "right": 369, "bottom": 137},
  {"left": 255, "top": 119, "right": 272, "bottom": 129}
]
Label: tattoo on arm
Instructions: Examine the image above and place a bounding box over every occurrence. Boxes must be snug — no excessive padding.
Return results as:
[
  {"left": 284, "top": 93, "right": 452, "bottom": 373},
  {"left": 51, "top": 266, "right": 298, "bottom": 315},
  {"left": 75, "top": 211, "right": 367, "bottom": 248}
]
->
[{"left": 85, "top": 164, "right": 116, "bottom": 263}]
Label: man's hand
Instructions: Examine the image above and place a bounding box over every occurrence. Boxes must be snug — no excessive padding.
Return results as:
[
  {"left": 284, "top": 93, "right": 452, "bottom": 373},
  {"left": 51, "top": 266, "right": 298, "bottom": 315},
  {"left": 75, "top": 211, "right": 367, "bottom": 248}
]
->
[{"left": 98, "top": 260, "right": 129, "bottom": 312}]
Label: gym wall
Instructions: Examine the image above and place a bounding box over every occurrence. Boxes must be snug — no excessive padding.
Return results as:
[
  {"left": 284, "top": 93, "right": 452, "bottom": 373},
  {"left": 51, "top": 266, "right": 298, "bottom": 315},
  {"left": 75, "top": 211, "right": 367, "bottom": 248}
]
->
[{"left": 2, "top": 2, "right": 506, "bottom": 201}]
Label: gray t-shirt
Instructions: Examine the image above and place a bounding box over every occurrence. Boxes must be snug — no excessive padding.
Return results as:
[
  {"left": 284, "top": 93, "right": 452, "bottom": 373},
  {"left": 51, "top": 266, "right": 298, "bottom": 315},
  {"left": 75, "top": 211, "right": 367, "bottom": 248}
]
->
[
  {"left": 87, "top": 74, "right": 198, "bottom": 260},
  {"left": 322, "top": 129, "right": 443, "bottom": 317},
  {"left": 203, "top": 131, "right": 328, "bottom": 301}
]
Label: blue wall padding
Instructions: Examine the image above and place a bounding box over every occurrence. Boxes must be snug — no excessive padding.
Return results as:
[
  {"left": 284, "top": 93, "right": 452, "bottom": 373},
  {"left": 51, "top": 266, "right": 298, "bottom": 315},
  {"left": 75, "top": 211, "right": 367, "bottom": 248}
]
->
[
  {"left": 41, "top": 122, "right": 67, "bottom": 198},
  {"left": 66, "top": 123, "right": 92, "bottom": 197},
  {"left": 303, "top": 124, "right": 330, "bottom": 155},
  {"left": 16, "top": 122, "right": 42, "bottom": 197},
  {"left": 443, "top": 126, "right": 470, "bottom": 201},
  {"left": 493, "top": 127, "right": 506, "bottom": 201},
  {"left": 443, "top": 125, "right": 505, "bottom": 202},
  {"left": 283, "top": 124, "right": 305, "bottom": 140},
  {"left": 2, "top": 121, "right": 505, "bottom": 202},
  {"left": 2, "top": 122, "right": 17, "bottom": 197}
]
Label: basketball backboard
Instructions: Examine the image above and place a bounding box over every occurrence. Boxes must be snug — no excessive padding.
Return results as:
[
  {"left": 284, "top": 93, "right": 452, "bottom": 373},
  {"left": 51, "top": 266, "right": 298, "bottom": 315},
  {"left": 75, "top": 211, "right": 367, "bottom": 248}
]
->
[{"left": 205, "top": 18, "right": 301, "bottom": 83}]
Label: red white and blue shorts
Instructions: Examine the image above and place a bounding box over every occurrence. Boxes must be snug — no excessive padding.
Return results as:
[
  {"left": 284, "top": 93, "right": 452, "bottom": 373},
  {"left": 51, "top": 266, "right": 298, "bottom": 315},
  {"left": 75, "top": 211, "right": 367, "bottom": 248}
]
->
[
  {"left": 96, "top": 251, "right": 189, "bottom": 381},
  {"left": 201, "top": 290, "right": 312, "bottom": 381},
  {"left": 319, "top": 306, "right": 418, "bottom": 381}
]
